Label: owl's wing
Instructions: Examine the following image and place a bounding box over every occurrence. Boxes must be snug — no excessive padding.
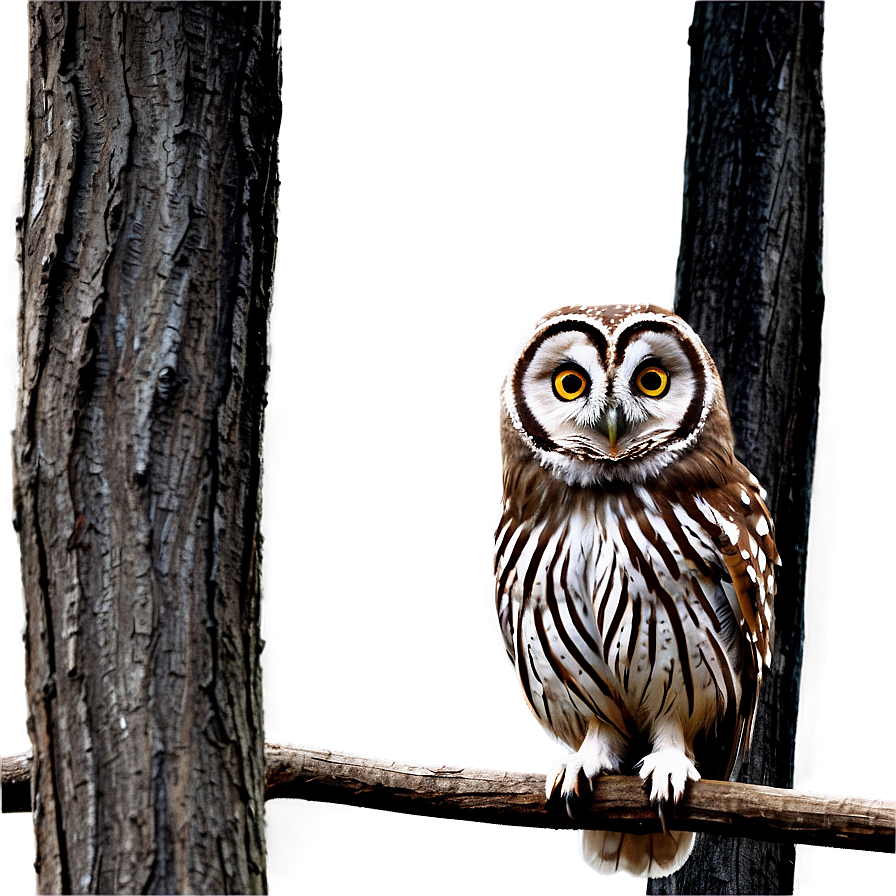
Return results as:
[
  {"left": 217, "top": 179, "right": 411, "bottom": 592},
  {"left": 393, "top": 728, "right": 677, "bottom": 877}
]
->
[
  {"left": 680, "top": 475, "right": 778, "bottom": 774},
  {"left": 706, "top": 478, "right": 777, "bottom": 673}
]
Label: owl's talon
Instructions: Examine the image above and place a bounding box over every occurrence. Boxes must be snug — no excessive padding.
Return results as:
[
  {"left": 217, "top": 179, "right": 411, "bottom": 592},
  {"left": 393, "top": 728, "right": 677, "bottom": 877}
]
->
[
  {"left": 549, "top": 762, "right": 567, "bottom": 795},
  {"left": 547, "top": 746, "right": 617, "bottom": 821},
  {"left": 569, "top": 799, "right": 583, "bottom": 820},
  {"left": 638, "top": 768, "right": 673, "bottom": 831},
  {"left": 546, "top": 769, "right": 566, "bottom": 809},
  {"left": 575, "top": 766, "right": 591, "bottom": 799},
  {"left": 564, "top": 767, "right": 594, "bottom": 820},
  {"left": 562, "top": 783, "right": 589, "bottom": 821},
  {"left": 638, "top": 747, "right": 699, "bottom": 821}
]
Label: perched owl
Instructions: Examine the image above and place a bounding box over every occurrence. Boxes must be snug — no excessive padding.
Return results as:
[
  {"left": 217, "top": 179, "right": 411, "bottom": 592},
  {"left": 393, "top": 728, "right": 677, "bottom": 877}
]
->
[{"left": 495, "top": 304, "right": 777, "bottom": 878}]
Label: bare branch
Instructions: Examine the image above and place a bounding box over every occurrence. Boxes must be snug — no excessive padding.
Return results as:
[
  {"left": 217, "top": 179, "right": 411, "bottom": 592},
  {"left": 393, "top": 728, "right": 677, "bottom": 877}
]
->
[
  {"left": 6, "top": 744, "right": 893, "bottom": 854},
  {"left": 0, "top": 751, "right": 31, "bottom": 814}
]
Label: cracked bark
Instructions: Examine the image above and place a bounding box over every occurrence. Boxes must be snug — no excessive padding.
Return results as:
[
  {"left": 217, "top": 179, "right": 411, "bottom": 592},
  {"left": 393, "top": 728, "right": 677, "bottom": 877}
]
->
[
  {"left": 15, "top": 4, "right": 280, "bottom": 893},
  {"left": 649, "top": 4, "right": 825, "bottom": 895}
]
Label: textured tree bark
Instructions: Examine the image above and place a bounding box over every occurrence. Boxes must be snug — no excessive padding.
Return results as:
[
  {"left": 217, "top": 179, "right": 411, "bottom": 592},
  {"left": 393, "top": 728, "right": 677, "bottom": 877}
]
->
[
  {"left": 649, "top": 4, "right": 825, "bottom": 895},
  {"left": 15, "top": 3, "right": 280, "bottom": 893}
]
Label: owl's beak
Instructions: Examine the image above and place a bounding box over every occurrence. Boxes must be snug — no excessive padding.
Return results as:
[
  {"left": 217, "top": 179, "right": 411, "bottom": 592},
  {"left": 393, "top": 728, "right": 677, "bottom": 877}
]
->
[{"left": 596, "top": 407, "right": 620, "bottom": 455}]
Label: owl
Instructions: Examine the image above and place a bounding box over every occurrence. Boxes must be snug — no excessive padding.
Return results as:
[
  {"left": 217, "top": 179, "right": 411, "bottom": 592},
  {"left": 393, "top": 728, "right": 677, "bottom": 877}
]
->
[{"left": 495, "top": 304, "right": 777, "bottom": 878}]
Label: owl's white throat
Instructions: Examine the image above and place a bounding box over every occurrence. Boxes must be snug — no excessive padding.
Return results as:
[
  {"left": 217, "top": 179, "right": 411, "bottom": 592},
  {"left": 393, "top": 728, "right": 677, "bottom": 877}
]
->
[{"left": 536, "top": 440, "right": 682, "bottom": 487}]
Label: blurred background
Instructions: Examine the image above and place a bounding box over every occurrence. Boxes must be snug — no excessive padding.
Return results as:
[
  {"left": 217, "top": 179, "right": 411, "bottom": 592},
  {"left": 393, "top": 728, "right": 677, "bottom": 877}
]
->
[{"left": 1, "top": 3, "right": 893, "bottom": 893}]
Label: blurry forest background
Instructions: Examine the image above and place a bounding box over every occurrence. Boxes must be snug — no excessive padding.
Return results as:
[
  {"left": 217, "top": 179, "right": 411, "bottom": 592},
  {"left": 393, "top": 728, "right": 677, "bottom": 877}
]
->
[{"left": 1, "top": 3, "right": 893, "bottom": 893}]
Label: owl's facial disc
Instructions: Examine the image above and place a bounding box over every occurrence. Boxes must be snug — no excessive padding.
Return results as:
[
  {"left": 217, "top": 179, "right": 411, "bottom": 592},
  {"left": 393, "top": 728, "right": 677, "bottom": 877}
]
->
[{"left": 505, "top": 307, "right": 715, "bottom": 485}]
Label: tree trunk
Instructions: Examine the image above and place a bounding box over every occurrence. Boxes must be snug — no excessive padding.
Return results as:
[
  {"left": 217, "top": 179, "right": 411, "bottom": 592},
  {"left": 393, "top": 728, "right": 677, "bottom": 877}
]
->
[
  {"left": 649, "top": 3, "right": 824, "bottom": 894},
  {"left": 15, "top": 3, "right": 280, "bottom": 892}
]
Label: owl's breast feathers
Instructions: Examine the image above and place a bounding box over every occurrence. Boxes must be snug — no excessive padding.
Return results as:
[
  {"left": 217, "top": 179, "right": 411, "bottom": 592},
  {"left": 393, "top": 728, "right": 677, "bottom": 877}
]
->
[{"left": 494, "top": 456, "right": 777, "bottom": 779}]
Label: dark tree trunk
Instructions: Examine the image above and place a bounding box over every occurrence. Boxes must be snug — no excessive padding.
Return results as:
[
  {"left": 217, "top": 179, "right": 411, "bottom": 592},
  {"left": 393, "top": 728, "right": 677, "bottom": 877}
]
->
[
  {"left": 649, "top": 4, "right": 824, "bottom": 895},
  {"left": 15, "top": 3, "right": 280, "bottom": 892}
]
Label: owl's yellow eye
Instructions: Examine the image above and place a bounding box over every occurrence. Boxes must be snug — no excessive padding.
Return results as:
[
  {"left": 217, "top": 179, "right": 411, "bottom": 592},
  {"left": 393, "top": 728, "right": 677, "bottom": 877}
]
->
[
  {"left": 635, "top": 365, "right": 669, "bottom": 398},
  {"left": 553, "top": 367, "right": 589, "bottom": 401}
]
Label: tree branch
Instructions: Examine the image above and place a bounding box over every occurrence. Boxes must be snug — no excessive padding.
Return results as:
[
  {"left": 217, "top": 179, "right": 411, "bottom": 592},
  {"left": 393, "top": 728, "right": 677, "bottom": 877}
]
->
[{"left": 5, "top": 744, "right": 893, "bottom": 853}]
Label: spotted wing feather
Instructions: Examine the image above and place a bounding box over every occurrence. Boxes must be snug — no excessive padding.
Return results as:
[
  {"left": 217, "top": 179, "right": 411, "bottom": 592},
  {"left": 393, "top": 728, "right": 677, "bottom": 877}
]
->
[{"left": 685, "top": 469, "right": 778, "bottom": 768}]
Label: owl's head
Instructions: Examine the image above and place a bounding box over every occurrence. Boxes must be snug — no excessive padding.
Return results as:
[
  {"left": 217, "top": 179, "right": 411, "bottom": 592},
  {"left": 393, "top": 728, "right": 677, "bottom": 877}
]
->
[{"left": 503, "top": 304, "right": 734, "bottom": 487}]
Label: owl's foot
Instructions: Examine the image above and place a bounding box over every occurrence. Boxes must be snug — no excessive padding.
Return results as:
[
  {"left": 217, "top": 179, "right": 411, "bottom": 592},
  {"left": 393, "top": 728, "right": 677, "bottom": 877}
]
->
[
  {"left": 547, "top": 738, "right": 622, "bottom": 820},
  {"left": 637, "top": 748, "right": 699, "bottom": 832}
]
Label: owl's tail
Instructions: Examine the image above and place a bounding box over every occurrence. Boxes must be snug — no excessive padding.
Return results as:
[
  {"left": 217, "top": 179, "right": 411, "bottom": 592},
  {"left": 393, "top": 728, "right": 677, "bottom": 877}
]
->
[{"left": 580, "top": 828, "right": 695, "bottom": 879}]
